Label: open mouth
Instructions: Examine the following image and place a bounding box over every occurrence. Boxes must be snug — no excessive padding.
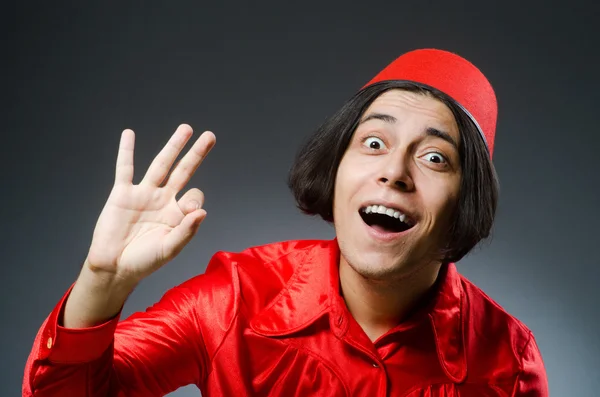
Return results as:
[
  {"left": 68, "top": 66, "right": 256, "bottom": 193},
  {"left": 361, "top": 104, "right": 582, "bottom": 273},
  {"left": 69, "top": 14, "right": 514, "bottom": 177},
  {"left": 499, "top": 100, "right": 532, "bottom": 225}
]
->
[{"left": 359, "top": 204, "right": 415, "bottom": 234}]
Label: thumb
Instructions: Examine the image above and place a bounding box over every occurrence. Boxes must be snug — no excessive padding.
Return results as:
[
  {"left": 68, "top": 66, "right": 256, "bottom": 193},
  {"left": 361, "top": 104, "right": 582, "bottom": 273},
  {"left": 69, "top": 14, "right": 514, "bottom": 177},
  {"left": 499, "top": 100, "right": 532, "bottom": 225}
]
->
[{"left": 162, "top": 209, "right": 207, "bottom": 261}]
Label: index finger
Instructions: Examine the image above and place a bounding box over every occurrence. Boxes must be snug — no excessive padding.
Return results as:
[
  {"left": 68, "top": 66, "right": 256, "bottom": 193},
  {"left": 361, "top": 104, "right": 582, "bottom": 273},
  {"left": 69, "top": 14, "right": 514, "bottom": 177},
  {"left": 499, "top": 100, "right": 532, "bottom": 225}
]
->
[
  {"left": 115, "top": 129, "right": 135, "bottom": 185},
  {"left": 164, "top": 130, "right": 216, "bottom": 191}
]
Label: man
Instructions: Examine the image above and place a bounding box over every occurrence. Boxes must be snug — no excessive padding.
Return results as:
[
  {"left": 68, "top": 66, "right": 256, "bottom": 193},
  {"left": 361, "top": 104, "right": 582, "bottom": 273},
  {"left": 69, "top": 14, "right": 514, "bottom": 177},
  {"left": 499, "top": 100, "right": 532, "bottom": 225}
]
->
[{"left": 23, "top": 49, "right": 549, "bottom": 396}]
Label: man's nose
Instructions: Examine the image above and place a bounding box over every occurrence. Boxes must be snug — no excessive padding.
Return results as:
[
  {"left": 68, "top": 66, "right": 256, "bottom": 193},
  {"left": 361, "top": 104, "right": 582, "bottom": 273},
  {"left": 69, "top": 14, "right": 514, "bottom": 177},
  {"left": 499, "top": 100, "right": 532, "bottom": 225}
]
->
[{"left": 377, "top": 152, "right": 414, "bottom": 192}]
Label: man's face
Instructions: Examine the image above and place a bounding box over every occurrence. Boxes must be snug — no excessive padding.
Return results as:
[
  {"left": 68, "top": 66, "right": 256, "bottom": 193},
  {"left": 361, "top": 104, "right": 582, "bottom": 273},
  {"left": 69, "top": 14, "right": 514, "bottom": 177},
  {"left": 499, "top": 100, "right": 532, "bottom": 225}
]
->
[{"left": 333, "top": 89, "right": 462, "bottom": 280}]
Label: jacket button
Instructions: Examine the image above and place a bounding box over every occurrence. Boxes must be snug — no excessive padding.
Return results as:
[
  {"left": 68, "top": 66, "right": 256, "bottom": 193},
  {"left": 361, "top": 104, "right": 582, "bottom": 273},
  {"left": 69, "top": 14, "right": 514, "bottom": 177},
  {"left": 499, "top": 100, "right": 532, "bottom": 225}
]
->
[
  {"left": 372, "top": 362, "right": 379, "bottom": 368},
  {"left": 46, "top": 337, "right": 53, "bottom": 349}
]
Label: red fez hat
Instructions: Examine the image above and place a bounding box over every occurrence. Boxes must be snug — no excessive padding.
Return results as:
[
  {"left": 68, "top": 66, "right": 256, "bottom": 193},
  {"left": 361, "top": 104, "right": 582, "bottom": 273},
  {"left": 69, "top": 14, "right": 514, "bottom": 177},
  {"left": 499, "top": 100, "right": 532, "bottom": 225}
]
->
[{"left": 363, "top": 49, "right": 497, "bottom": 158}]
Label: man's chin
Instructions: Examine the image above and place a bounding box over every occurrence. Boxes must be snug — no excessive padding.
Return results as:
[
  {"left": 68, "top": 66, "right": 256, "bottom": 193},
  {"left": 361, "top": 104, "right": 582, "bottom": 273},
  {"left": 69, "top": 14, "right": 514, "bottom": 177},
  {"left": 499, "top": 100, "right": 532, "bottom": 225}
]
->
[
  {"left": 346, "top": 248, "right": 435, "bottom": 281},
  {"left": 345, "top": 256, "right": 411, "bottom": 283}
]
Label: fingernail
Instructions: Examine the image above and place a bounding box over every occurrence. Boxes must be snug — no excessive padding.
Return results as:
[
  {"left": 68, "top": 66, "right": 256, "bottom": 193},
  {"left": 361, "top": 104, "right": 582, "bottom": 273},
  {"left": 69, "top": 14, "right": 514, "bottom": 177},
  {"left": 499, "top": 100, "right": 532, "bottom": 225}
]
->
[{"left": 191, "top": 200, "right": 200, "bottom": 210}]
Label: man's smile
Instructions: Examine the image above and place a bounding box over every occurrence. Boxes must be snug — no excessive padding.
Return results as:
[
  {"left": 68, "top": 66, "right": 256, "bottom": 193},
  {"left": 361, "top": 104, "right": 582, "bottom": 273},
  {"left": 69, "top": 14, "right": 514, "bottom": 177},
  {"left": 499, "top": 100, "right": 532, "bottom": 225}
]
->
[{"left": 359, "top": 204, "right": 416, "bottom": 242}]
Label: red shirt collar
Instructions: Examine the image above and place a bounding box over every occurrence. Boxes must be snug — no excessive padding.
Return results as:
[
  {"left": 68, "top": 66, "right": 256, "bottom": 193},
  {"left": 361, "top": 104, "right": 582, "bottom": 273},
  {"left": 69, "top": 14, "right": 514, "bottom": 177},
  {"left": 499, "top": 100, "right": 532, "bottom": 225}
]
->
[{"left": 250, "top": 239, "right": 467, "bottom": 382}]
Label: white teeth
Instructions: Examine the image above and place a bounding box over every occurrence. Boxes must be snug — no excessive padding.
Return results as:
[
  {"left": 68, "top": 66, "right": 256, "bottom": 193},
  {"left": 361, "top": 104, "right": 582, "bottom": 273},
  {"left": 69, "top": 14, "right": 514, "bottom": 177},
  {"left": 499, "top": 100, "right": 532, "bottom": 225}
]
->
[{"left": 363, "top": 204, "right": 412, "bottom": 225}]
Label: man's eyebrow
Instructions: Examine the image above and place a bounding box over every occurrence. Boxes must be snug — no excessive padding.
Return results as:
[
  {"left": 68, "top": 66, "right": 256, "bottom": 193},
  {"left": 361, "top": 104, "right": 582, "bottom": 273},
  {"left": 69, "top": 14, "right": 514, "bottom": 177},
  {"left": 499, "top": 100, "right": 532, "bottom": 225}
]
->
[
  {"left": 359, "top": 112, "right": 459, "bottom": 150},
  {"left": 426, "top": 127, "right": 459, "bottom": 150},
  {"left": 359, "top": 112, "right": 397, "bottom": 125}
]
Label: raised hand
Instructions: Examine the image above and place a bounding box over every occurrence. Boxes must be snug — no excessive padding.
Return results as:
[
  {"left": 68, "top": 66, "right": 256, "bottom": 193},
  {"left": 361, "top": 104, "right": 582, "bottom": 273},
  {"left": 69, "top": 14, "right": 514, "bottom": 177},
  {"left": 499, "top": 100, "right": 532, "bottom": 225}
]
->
[{"left": 84, "top": 124, "right": 216, "bottom": 285}]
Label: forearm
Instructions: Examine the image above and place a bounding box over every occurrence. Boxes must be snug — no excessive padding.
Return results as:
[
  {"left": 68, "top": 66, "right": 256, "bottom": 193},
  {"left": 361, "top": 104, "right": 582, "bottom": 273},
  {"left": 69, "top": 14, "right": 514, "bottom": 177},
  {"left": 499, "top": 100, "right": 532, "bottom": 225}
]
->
[
  {"left": 24, "top": 272, "right": 208, "bottom": 397},
  {"left": 23, "top": 279, "right": 124, "bottom": 397},
  {"left": 63, "top": 260, "right": 138, "bottom": 328}
]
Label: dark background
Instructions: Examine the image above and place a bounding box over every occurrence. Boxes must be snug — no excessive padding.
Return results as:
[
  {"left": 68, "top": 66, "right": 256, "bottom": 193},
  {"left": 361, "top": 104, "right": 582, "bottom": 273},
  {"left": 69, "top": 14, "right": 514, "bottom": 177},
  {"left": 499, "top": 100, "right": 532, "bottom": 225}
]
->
[{"left": 4, "top": 1, "right": 598, "bottom": 396}]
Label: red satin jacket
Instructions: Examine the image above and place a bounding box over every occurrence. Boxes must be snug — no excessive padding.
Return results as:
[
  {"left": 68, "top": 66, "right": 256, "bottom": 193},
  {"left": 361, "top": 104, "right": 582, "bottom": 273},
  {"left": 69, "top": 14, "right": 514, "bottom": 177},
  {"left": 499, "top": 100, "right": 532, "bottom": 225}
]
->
[{"left": 23, "top": 239, "right": 548, "bottom": 396}]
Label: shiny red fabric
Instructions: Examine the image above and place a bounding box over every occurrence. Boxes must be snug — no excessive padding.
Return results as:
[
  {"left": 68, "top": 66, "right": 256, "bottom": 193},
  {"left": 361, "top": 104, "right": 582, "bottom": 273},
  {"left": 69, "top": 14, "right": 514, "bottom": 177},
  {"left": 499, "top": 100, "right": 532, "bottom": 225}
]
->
[{"left": 23, "top": 239, "right": 548, "bottom": 396}]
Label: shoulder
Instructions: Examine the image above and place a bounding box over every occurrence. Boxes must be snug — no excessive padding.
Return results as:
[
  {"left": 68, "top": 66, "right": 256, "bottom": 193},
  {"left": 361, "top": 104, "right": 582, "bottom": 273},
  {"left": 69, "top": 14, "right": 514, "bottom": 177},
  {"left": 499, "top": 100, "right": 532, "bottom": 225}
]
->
[
  {"left": 162, "top": 239, "right": 328, "bottom": 355},
  {"left": 180, "top": 239, "right": 329, "bottom": 312},
  {"left": 459, "top": 274, "right": 548, "bottom": 393},
  {"left": 458, "top": 273, "right": 537, "bottom": 375},
  {"left": 209, "top": 238, "right": 327, "bottom": 281}
]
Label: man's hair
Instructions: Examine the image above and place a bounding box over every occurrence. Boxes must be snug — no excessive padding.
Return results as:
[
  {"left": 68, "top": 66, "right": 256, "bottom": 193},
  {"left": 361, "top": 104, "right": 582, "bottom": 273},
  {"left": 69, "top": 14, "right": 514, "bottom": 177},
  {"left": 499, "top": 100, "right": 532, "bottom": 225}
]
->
[{"left": 287, "top": 81, "right": 499, "bottom": 263}]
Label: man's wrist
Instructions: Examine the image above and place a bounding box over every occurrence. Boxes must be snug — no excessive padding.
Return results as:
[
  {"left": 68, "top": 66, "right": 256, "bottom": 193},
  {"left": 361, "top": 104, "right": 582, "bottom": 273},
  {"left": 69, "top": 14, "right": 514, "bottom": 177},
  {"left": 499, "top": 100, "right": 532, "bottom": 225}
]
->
[{"left": 61, "top": 264, "right": 137, "bottom": 329}]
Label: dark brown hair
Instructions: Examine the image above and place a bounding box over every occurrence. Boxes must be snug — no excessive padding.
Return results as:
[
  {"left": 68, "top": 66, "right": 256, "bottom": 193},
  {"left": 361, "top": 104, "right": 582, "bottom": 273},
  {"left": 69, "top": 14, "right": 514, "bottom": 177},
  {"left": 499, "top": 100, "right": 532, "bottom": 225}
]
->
[{"left": 287, "top": 81, "right": 499, "bottom": 263}]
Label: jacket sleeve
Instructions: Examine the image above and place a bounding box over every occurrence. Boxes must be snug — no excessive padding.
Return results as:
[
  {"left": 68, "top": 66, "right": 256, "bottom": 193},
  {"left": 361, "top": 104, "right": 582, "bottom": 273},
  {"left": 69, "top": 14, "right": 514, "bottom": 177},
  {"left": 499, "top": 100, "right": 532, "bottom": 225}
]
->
[
  {"left": 513, "top": 332, "right": 549, "bottom": 397},
  {"left": 22, "top": 277, "right": 211, "bottom": 397}
]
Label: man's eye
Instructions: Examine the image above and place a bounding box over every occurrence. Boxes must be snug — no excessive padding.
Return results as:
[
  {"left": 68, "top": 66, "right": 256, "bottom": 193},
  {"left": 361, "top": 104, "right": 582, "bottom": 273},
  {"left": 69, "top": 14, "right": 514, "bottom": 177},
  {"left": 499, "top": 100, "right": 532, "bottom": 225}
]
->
[
  {"left": 423, "top": 152, "right": 447, "bottom": 164},
  {"left": 363, "top": 137, "right": 386, "bottom": 150}
]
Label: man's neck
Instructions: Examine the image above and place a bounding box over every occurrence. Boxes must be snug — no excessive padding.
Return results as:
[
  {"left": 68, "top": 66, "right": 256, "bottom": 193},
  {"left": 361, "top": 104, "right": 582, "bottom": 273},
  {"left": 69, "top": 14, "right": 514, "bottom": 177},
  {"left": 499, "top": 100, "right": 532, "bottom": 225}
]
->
[{"left": 338, "top": 257, "right": 442, "bottom": 342}]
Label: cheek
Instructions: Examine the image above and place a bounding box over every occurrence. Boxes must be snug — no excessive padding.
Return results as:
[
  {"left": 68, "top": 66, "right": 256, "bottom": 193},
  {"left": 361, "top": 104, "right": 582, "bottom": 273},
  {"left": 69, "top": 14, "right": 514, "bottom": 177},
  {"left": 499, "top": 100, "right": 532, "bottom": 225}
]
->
[
  {"left": 333, "top": 157, "right": 365, "bottom": 220},
  {"left": 332, "top": 166, "right": 348, "bottom": 215},
  {"left": 334, "top": 157, "right": 354, "bottom": 195},
  {"left": 420, "top": 177, "right": 461, "bottom": 223},
  {"left": 436, "top": 182, "right": 461, "bottom": 223}
]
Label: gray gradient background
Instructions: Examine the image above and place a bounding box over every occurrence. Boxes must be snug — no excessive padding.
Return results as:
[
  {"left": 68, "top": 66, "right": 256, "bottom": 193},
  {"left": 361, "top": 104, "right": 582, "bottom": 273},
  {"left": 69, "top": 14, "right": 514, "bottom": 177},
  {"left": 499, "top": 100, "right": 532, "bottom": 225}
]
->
[{"left": 3, "top": 2, "right": 599, "bottom": 396}]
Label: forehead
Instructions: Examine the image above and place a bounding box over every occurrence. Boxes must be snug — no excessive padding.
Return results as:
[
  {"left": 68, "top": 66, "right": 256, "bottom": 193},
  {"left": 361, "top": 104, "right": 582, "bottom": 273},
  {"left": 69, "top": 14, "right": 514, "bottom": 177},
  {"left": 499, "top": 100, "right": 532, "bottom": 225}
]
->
[{"left": 363, "top": 89, "right": 459, "bottom": 138}]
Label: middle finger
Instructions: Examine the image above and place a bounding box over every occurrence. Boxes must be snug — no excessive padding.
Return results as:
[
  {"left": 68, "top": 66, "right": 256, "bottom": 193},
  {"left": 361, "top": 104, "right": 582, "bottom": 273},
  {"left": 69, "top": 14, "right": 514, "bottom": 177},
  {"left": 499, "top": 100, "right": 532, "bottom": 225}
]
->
[
  {"left": 165, "top": 130, "right": 216, "bottom": 192},
  {"left": 140, "top": 124, "right": 194, "bottom": 187}
]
